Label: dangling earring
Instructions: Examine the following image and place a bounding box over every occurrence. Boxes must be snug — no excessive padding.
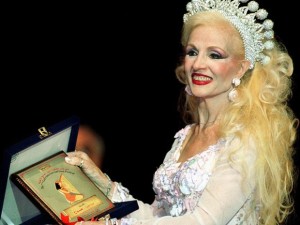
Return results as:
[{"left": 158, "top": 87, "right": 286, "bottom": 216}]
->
[
  {"left": 185, "top": 85, "right": 193, "bottom": 96},
  {"left": 228, "top": 78, "right": 241, "bottom": 102}
]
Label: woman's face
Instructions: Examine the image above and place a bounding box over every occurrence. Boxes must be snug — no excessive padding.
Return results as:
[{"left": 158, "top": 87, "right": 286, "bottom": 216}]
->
[{"left": 184, "top": 23, "right": 245, "bottom": 102}]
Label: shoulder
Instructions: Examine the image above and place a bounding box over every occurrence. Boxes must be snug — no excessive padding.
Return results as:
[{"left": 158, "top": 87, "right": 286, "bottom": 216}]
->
[
  {"left": 162, "top": 124, "right": 195, "bottom": 162},
  {"left": 174, "top": 123, "right": 195, "bottom": 140}
]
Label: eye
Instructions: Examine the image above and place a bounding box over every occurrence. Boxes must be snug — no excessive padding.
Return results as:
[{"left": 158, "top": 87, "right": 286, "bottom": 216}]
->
[
  {"left": 186, "top": 48, "right": 198, "bottom": 57},
  {"left": 209, "top": 52, "right": 223, "bottom": 59}
]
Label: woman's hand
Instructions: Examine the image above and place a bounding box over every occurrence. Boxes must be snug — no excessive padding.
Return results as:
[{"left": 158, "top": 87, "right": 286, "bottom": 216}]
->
[
  {"left": 65, "top": 151, "right": 112, "bottom": 194},
  {"left": 65, "top": 150, "right": 100, "bottom": 174}
]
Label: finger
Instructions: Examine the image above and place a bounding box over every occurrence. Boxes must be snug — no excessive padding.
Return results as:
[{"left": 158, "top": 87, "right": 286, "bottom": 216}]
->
[
  {"left": 75, "top": 150, "right": 95, "bottom": 161},
  {"left": 67, "top": 151, "right": 88, "bottom": 158},
  {"left": 65, "top": 151, "right": 89, "bottom": 164},
  {"left": 65, "top": 155, "right": 83, "bottom": 166}
]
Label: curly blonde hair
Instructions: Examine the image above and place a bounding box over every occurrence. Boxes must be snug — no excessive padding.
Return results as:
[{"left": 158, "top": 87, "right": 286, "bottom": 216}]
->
[{"left": 175, "top": 11, "right": 298, "bottom": 225}]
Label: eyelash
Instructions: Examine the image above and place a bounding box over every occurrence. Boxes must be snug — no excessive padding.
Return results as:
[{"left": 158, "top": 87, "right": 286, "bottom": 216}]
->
[
  {"left": 186, "top": 49, "right": 197, "bottom": 57},
  {"left": 210, "top": 52, "right": 222, "bottom": 59},
  {"left": 186, "top": 49, "right": 223, "bottom": 59}
]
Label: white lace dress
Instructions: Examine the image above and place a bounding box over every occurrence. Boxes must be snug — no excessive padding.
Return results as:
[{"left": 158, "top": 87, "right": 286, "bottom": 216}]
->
[{"left": 111, "top": 124, "right": 259, "bottom": 225}]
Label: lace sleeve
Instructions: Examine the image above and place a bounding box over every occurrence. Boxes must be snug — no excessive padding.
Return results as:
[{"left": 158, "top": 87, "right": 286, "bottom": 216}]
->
[{"left": 111, "top": 182, "right": 135, "bottom": 202}]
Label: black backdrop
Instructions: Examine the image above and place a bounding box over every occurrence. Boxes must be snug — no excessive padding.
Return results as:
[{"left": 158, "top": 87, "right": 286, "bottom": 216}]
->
[{"left": 2, "top": 1, "right": 299, "bottom": 224}]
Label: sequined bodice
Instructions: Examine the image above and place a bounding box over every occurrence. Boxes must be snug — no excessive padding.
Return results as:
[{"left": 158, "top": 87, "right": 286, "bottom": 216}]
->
[{"left": 153, "top": 125, "right": 226, "bottom": 216}]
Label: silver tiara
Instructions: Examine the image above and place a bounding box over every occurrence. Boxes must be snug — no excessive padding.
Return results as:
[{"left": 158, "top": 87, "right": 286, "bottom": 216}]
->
[{"left": 183, "top": 0, "right": 275, "bottom": 69}]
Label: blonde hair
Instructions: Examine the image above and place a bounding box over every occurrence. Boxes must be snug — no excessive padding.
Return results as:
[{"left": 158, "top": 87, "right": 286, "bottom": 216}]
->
[{"left": 175, "top": 11, "right": 298, "bottom": 225}]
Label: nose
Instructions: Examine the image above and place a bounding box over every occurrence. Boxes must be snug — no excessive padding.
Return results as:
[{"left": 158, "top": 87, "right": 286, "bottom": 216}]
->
[{"left": 192, "top": 53, "right": 207, "bottom": 71}]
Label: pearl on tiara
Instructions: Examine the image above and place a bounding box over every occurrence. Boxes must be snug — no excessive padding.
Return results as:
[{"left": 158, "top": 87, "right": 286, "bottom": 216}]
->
[{"left": 183, "top": 0, "right": 275, "bottom": 69}]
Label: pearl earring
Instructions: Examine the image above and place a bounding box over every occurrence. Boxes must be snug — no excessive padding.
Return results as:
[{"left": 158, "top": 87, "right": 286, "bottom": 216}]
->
[{"left": 228, "top": 78, "right": 241, "bottom": 102}]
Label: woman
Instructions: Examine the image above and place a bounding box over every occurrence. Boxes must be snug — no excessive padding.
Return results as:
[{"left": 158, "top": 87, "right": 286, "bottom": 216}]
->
[{"left": 65, "top": 0, "right": 298, "bottom": 224}]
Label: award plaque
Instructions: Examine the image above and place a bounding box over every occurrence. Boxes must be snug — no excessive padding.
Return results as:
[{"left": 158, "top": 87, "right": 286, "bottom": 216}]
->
[
  {"left": 11, "top": 151, "right": 114, "bottom": 225},
  {"left": 1, "top": 116, "right": 138, "bottom": 225}
]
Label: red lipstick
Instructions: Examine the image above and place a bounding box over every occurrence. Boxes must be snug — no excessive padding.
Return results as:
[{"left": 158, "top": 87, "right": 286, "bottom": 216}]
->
[{"left": 192, "top": 73, "right": 212, "bottom": 85}]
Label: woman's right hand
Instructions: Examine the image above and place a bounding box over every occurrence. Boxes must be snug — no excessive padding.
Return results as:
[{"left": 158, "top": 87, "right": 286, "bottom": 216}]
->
[{"left": 65, "top": 151, "right": 112, "bottom": 194}]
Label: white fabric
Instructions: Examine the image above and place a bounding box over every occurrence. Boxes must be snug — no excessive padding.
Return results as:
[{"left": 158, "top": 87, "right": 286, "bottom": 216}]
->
[{"left": 111, "top": 124, "right": 258, "bottom": 225}]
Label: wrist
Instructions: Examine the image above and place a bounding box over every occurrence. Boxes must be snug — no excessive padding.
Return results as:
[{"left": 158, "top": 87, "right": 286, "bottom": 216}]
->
[{"left": 104, "top": 173, "right": 112, "bottom": 197}]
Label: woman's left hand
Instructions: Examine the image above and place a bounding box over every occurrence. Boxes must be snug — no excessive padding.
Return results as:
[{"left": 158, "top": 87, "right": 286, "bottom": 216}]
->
[{"left": 65, "top": 151, "right": 112, "bottom": 192}]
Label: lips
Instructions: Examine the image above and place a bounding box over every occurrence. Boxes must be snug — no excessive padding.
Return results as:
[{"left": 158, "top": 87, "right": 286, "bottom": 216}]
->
[{"left": 192, "top": 74, "right": 212, "bottom": 85}]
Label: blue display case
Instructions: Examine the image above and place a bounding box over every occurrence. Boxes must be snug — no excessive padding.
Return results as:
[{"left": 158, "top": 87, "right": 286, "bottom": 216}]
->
[{"left": 0, "top": 116, "right": 80, "bottom": 225}]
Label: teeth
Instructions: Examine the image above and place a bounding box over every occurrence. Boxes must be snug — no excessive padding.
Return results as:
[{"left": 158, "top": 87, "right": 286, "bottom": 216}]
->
[{"left": 193, "top": 76, "right": 211, "bottom": 81}]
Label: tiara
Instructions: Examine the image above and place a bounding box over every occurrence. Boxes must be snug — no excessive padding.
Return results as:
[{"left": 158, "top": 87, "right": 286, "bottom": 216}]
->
[{"left": 183, "top": 0, "right": 275, "bottom": 69}]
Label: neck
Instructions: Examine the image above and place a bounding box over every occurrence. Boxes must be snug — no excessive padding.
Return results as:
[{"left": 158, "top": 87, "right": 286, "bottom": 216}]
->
[
  {"left": 198, "top": 97, "right": 228, "bottom": 126},
  {"left": 199, "top": 119, "right": 218, "bottom": 125}
]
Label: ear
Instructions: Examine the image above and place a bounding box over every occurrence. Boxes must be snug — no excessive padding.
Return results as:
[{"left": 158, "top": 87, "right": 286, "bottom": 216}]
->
[{"left": 236, "top": 60, "right": 251, "bottom": 79}]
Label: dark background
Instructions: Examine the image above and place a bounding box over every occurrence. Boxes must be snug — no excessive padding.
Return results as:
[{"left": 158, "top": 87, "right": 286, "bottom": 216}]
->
[{"left": 2, "top": 1, "right": 299, "bottom": 224}]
